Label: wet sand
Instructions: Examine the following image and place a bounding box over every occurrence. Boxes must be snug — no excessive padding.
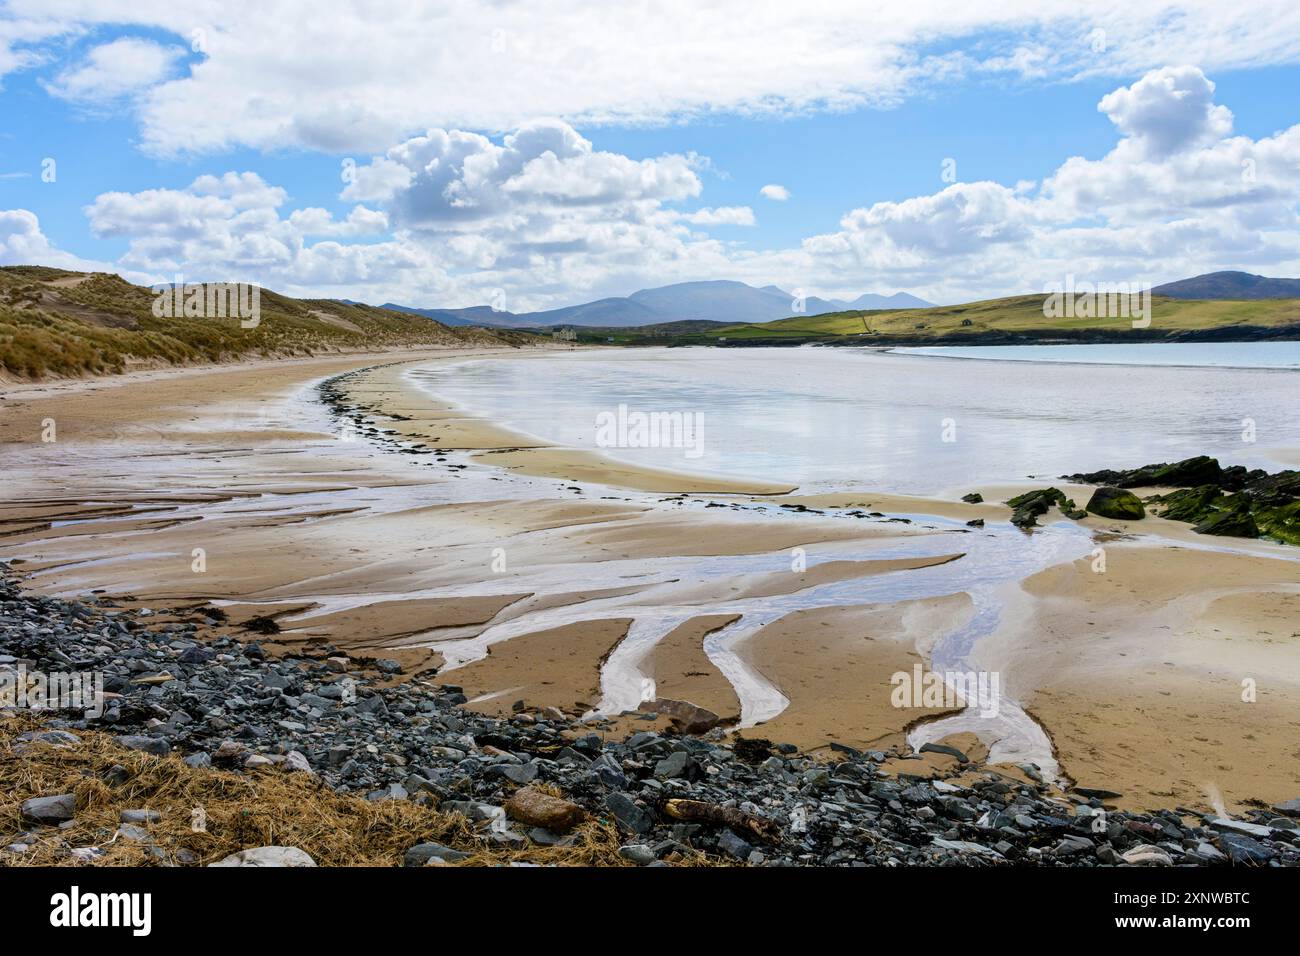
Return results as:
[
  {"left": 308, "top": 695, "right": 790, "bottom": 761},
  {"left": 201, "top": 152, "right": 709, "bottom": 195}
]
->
[
  {"left": 453, "top": 618, "right": 634, "bottom": 717},
  {"left": 994, "top": 545, "right": 1300, "bottom": 810},
  {"left": 640, "top": 614, "right": 744, "bottom": 721},
  {"left": 734, "top": 595, "right": 975, "bottom": 753},
  {"left": 2, "top": 350, "right": 1298, "bottom": 814},
  {"left": 341, "top": 361, "right": 795, "bottom": 494}
]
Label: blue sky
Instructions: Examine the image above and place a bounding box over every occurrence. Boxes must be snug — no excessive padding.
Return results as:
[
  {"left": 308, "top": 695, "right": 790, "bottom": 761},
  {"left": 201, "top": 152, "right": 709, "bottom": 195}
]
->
[{"left": 2, "top": 3, "right": 1300, "bottom": 309}]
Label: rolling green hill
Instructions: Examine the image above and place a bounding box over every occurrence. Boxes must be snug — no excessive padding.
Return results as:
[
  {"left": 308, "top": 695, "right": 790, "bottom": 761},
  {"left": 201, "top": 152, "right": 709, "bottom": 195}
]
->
[
  {"left": 580, "top": 292, "right": 1300, "bottom": 346},
  {"left": 10, "top": 267, "right": 1297, "bottom": 372},
  {"left": 0, "top": 267, "right": 535, "bottom": 379}
]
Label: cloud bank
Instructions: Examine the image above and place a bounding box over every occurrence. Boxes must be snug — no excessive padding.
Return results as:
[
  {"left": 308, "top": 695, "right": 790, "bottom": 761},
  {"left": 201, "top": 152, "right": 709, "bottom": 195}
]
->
[{"left": 5, "top": 1, "right": 1300, "bottom": 154}]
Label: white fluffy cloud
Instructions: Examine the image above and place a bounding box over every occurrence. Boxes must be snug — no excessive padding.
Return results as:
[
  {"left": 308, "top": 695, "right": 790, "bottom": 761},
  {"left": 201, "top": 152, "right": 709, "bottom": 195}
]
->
[
  {"left": 759, "top": 184, "right": 790, "bottom": 202},
  {"left": 311, "top": 119, "right": 720, "bottom": 304},
  {"left": 0, "top": 208, "right": 109, "bottom": 271},
  {"left": 86, "top": 172, "right": 286, "bottom": 242},
  {"left": 839, "top": 182, "right": 1033, "bottom": 256},
  {"left": 43, "top": 37, "right": 182, "bottom": 102},
  {"left": 0, "top": 14, "right": 70, "bottom": 86},
  {"left": 5, "top": 2, "right": 1300, "bottom": 154},
  {"left": 1096, "top": 64, "right": 1233, "bottom": 159},
  {"left": 682, "top": 207, "right": 755, "bottom": 226},
  {"left": 81, "top": 172, "right": 412, "bottom": 288},
  {"left": 288, "top": 205, "right": 388, "bottom": 237},
  {"left": 31, "top": 65, "right": 1300, "bottom": 309},
  {"left": 783, "top": 66, "right": 1300, "bottom": 301},
  {"left": 343, "top": 120, "right": 701, "bottom": 232}
]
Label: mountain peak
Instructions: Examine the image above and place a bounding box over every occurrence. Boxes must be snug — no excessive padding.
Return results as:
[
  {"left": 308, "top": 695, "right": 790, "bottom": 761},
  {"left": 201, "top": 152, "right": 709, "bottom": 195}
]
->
[
  {"left": 387, "top": 280, "right": 934, "bottom": 328},
  {"left": 1153, "top": 271, "right": 1300, "bottom": 300}
]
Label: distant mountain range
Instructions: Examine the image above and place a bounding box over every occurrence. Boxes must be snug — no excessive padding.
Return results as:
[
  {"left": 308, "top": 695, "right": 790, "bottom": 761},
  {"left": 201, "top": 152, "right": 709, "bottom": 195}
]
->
[
  {"left": 1152, "top": 271, "right": 1300, "bottom": 300},
  {"left": 381, "top": 280, "right": 934, "bottom": 328},
  {"left": 380, "top": 271, "right": 1300, "bottom": 330}
]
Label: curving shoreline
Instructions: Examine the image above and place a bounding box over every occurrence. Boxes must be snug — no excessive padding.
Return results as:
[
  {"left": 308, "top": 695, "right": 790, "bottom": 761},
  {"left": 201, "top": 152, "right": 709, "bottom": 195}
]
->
[
  {"left": 1, "top": 349, "right": 1299, "bottom": 830},
  {"left": 5, "top": 563, "right": 1297, "bottom": 867}
]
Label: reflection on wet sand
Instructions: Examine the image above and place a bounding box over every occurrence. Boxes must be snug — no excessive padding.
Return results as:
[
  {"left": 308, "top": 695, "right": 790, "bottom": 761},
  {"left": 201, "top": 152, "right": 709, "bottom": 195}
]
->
[{"left": 2, "top": 349, "right": 1298, "bottom": 812}]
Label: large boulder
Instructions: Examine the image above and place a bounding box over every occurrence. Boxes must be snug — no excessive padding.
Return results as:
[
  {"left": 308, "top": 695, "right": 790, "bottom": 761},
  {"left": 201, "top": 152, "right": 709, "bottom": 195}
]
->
[
  {"left": 1136, "top": 455, "right": 1225, "bottom": 487},
  {"left": 1085, "top": 487, "right": 1145, "bottom": 520}
]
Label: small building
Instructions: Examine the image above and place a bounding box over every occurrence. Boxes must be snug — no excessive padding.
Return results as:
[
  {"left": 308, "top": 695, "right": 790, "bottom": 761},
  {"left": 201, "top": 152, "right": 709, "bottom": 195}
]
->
[{"left": 551, "top": 327, "right": 577, "bottom": 341}]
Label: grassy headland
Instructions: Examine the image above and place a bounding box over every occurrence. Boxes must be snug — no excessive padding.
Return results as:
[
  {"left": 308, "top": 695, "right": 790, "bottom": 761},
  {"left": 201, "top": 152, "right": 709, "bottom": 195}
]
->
[
  {"left": 7, "top": 266, "right": 1299, "bottom": 373},
  {"left": 0, "top": 267, "right": 535, "bottom": 380},
  {"left": 564, "top": 293, "right": 1300, "bottom": 346}
]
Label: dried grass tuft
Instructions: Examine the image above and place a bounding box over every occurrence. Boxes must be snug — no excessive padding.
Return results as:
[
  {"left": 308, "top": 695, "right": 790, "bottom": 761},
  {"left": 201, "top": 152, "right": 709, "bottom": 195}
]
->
[{"left": 0, "top": 716, "right": 720, "bottom": 867}]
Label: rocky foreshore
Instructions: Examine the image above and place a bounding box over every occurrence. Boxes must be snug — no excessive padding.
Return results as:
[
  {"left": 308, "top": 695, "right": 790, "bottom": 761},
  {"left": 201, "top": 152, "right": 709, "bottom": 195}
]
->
[
  {"left": 1063, "top": 455, "right": 1299, "bottom": 545},
  {"left": 3, "top": 562, "right": 1298, "bottom": 867}
]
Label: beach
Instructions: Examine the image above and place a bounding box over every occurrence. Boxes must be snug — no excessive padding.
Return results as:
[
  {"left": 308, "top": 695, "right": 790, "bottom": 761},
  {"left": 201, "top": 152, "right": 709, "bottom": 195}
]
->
[{"left": 2, "top": 345, "right": 1298, "bottom": 816}]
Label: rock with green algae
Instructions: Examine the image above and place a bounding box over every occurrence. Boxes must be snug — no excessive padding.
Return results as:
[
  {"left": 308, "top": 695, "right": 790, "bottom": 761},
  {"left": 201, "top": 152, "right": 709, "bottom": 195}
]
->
[
  {"left": 1063, "top": 455, "right": 1226, "bottom": 489},
  {"left": 1252, "top": 498, "right": 1300, "bottom": 545},
  {"left": 1069, "top": 460, "right": 1299, "bottom": 546},
  {"left": 1005, "top": 488, "right": 1084, "bottom": 529},
  {"left": 1085, "top": 487, "right": 1145, "bottom": 520},
  {"left": 1246, "top": 470, "right": 1300, "bottom": 500},
  {"left": 1147, "top": 487, "right": 1300, "bottom": 544},
  {"left": 1149, "top": 487, "right": 1257, "bottom": 538},
  {"left": 1192, "top": 504, "right": 1260, "bottom": 538},
  {"left": 1154, "top": 485, "right": 1224, "bottom": 522}
]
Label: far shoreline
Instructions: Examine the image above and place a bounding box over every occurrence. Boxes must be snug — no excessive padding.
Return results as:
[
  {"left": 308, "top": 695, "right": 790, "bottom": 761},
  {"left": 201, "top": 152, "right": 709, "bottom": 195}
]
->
[{"left": 885, "top": 339, "right": 1300, "bottom": 372}]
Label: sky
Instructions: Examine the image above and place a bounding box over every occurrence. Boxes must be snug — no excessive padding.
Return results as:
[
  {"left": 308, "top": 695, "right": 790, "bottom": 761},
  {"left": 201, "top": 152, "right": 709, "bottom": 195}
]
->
[{"left": 1, "top": 1, "right": 1299, "bottom": 311}]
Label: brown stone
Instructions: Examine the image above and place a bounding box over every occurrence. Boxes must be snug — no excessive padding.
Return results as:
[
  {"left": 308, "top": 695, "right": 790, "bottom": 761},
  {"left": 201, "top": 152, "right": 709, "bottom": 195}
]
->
[
  {"left": 643, "top": 697, "right": 722, "bottom": 735},
  {"left": 504, "top": 787, "right": 585, "bottom": 833}
]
